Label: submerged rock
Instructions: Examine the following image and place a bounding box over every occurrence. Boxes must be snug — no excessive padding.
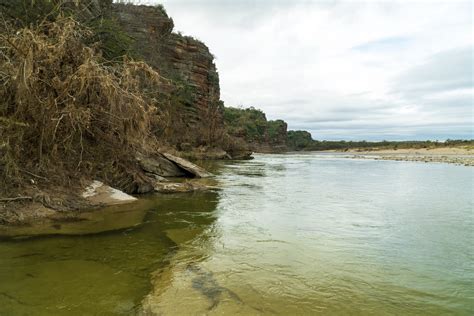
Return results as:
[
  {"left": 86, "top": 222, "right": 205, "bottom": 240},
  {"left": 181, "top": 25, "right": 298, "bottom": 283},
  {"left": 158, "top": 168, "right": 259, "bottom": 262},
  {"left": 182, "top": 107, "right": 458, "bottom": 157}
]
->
[
  {"left": 140, "top": 261, "right": 263, "bottom": 315},
  {"left": 0, "top": 200, "right": 152, "bottom": 238},
  {"left": 0, "top": 181, "right": 143, "bottom": 236},
  {"left": 154, "top": 181, "right": 214, "bottom": 194},
  {"left": 163, "top": 153, "right": 213, "bottom": 178}
]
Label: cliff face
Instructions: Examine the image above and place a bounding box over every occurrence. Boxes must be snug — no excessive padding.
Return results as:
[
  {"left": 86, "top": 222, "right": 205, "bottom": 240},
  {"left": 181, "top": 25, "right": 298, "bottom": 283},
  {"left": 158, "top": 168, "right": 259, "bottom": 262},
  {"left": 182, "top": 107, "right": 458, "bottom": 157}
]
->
[
  {"left": 223, "top": 107, "right": 288, "bottom": 153},
  {"left": 112, "top": 4, "right": 222, "bottom": 147},
  {"left": 110, "top": 3, "right": 287, "bottom": 154},
  {"left": 1, "top": 0, "right": 291, "bottom": 158}
]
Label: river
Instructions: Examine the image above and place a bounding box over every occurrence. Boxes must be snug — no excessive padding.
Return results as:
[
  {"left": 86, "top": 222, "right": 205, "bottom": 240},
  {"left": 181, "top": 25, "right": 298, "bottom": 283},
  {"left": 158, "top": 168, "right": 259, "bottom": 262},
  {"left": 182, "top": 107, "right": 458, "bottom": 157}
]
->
[{"left": 0, "top": 153, "right": 473, "bottom": 315}]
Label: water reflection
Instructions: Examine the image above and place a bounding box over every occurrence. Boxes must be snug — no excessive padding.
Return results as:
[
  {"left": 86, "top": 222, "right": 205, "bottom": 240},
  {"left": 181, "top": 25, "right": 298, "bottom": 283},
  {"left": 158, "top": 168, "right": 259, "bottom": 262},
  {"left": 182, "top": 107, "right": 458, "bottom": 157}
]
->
[
  {"left": 0, "top": 191, "right": 220, "bottom": 315},
  {"left": 143, "top": 154, "right": 474, "bottom": 315},
  {"left": 0, "top": 199, "right": 154, "bottom": 238},
  {"left": 1, "top": 154, "right": 473, "bottom": 315}
]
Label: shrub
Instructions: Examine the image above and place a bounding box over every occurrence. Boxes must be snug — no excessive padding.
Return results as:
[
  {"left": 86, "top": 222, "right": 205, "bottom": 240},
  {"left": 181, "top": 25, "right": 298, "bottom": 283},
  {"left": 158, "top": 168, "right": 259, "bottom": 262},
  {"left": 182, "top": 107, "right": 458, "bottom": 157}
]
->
[{"left": 0, "top": 17, "right": 161, "bottom": 193}]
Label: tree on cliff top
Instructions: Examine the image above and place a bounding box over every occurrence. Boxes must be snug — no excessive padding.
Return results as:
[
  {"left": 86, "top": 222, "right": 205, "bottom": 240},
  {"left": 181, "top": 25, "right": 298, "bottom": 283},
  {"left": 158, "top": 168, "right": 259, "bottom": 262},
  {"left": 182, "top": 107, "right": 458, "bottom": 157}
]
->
[{"left": 1, "top": 0, "right": 134, "bottom": 60}]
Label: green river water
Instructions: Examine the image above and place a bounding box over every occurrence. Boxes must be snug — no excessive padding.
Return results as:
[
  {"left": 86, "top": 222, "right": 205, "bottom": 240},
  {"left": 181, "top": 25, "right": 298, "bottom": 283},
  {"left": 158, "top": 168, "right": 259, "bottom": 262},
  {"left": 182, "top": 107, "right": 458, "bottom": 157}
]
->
[{"left": 0, "top": 153, "right": 473, "bottom": 315}]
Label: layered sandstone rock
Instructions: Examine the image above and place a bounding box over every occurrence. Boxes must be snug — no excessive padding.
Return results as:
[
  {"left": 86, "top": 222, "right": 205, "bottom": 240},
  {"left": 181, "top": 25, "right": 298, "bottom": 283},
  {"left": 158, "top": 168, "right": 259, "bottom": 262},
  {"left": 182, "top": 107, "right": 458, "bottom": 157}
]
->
[{"left": 112, "top": 4, "right": 222, "bottom": 145}]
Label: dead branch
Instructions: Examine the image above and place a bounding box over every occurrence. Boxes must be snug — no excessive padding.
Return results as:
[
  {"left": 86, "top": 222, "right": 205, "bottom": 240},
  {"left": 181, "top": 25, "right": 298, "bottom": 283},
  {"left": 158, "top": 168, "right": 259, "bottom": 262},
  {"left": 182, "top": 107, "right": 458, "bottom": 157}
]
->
[
  {"left": 20, "top": 169, "right": 48, "bottom": 181},
  {"left": 0, "top": 196, "right": 32, "bottom": 202}
]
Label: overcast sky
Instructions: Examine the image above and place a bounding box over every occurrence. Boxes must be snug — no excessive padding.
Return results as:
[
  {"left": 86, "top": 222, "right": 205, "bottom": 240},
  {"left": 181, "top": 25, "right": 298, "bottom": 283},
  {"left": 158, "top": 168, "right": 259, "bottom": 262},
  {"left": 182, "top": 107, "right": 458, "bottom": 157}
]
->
[{"left": 147, "top": 0, "right": 472, "bottom": 140}]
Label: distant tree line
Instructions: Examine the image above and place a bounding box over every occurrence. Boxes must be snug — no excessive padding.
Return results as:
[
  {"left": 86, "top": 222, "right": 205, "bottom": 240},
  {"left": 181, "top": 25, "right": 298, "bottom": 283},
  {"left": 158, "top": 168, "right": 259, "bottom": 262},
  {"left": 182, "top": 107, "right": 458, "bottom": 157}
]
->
[
  {"left": 223, "top": 106, "right": 473, "bottom": 152},
  {"left": 287, "top": 131, "right": 474, "bottom": 151}
]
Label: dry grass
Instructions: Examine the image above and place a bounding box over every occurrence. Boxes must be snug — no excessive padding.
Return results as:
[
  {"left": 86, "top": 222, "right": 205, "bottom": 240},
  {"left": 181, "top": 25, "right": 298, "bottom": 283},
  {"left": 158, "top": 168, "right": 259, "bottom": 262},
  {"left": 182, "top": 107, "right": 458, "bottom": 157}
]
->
[{"left": 0, "top": 17, "right": 163, "bottom": 194}]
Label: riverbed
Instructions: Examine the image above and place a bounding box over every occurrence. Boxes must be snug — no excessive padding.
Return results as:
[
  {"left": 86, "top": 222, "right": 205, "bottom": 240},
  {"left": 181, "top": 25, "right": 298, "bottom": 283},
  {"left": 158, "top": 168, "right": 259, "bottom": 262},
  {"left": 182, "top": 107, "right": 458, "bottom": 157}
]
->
[{"left": 0, "top": 153, "right": 473, "bottom": 315}]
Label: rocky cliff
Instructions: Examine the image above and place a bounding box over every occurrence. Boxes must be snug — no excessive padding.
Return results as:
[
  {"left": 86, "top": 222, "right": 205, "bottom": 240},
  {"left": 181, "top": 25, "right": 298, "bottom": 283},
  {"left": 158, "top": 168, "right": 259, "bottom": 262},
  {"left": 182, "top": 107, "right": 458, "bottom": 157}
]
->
[
  {"left": 110, "top": 3, "right": 290, "bottom": 155},
  {"left": 111, "top": 4, "right": 223, "bottom": 148},
  {"left": 223, "top": 107, "right": 288, "bottom": 153},
  {"left": 1, "top": 0, "right": 287, "bottom": 155}
]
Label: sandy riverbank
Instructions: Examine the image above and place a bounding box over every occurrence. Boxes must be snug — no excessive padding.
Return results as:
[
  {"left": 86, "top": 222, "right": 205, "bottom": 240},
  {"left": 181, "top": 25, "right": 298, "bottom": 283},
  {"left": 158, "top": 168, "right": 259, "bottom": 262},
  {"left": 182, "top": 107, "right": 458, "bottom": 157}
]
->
[
  {"left": 342, "top": 147, "right": 473, "bottom": 156},
  {"left": 338, "top": 147, "right": 474, "bottom": 166}
]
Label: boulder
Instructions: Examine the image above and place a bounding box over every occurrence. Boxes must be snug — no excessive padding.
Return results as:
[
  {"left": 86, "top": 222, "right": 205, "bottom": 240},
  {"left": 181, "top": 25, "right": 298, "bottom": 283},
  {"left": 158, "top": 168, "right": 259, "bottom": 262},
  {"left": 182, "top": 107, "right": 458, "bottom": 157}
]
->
[
  {"left": 136, "top": 153, "right": 187, "bottom": 177},
  {"left": 162, "top": 153, "right": 213, "bottom": 178},
  {"left": 82, "top": 180, "right": 137, "bottom": 205},
  {"left": 145, "top": 173, "right": 169, "bottom": 182}
]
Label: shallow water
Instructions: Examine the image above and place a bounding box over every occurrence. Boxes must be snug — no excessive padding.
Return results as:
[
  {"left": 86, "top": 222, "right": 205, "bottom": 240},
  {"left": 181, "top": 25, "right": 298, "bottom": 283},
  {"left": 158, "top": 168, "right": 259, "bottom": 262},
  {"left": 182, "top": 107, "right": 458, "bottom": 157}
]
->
[{"left": 0, "top": 153, "right": 473, "bottom": 315}]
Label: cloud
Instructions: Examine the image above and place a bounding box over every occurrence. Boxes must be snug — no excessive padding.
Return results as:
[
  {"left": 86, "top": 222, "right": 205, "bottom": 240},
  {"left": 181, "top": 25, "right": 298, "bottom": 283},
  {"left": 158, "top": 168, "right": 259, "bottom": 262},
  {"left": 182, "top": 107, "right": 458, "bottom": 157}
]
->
[
  {"left": 387, "top": 45, "right": 473, "bottom": 140},
  {"left": 352, "top": 36, "right": 412, "bottom": 52},
  {"left": 393, "top": 46, "right": 473, "bottom": 95},
  {"left": 149, "top": 0, "right": 473, "bottom": 140}
]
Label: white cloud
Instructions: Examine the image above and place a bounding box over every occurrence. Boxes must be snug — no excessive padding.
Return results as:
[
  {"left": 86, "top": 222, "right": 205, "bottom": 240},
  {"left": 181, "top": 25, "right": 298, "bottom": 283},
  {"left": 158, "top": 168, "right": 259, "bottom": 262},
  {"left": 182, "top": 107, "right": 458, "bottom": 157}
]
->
[{"left": 147, "top": 0, "right": 473, "bottom": 140}]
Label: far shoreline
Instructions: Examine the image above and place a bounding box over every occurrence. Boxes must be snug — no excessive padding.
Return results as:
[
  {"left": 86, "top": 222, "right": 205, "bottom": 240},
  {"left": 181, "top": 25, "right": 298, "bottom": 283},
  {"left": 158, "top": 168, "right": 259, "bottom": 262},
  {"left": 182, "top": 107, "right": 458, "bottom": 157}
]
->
[
  {"left": 328, "top": 147, "right": 474, "bottom": 156},
  {"left": 255, "top": 146, "right": 474, "bottom": 166},
  {"left": 317, "top": 147, "right": 474, "bottom": 166}
]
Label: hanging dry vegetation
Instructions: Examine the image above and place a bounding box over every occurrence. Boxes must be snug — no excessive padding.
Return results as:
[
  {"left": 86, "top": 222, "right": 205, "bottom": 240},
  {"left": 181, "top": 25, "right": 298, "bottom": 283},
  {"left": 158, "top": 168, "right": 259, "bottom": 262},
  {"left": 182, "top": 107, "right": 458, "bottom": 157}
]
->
[{"left": 0, "top": 16, "right": 164, "bottom": 194}]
